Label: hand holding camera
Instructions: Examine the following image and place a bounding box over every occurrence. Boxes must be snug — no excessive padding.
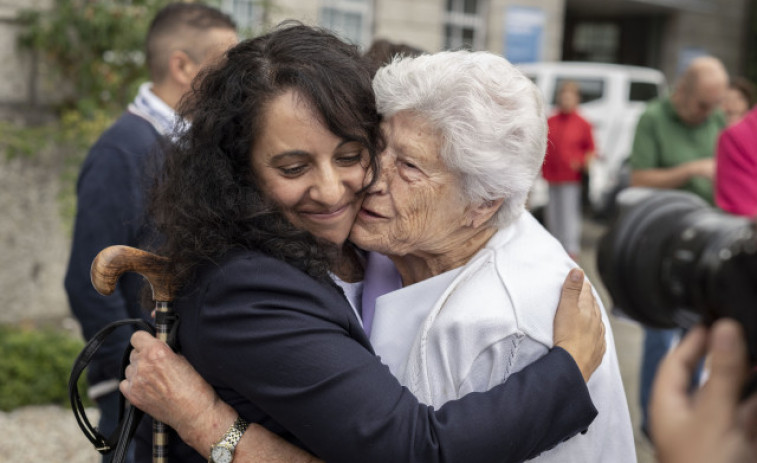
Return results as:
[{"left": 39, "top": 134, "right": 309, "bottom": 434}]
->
[{"left": 650, "top": 319, "right": 757, "bottom": 463}]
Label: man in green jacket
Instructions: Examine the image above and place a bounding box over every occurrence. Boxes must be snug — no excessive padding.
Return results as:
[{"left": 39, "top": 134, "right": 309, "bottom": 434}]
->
[
  {"left": 630, "top": 56, "right": 727, "bottom": 204},
  {"left": 628, "top": 55, "right": 728, "bottom": 440}
]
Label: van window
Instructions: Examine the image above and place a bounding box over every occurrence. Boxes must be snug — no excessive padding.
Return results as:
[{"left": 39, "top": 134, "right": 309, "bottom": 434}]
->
[
  {"left": 552, "top": 77, "right": 605, "bottom": 104},
  {"left": 629, "top": 81, "right": 659, "bottom": 102}
]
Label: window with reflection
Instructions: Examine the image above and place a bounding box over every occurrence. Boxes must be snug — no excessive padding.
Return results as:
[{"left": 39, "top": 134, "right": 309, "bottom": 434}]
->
[
  {"left": 551, "top": 77, "right": 606, "bottom": 105},
  {"left": 572, "top": 22, "right": 619, "bottom": 63},
  {"left": 319, "top": 0, "right": 373, "bottom": 48},
  {"left": 444, "top": 0, "right": 486, "bottom": 50},
  {"left": 220, "top": 0, "right": 263, "bottom": 34},
  {"left": 629, "top": 81, "right": 660, "bottom": 102}
]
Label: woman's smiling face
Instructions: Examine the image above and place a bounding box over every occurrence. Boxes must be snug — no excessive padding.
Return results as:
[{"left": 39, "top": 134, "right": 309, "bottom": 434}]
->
[{"left": 251, "top": 90, "right": 369, "bottom": 246}]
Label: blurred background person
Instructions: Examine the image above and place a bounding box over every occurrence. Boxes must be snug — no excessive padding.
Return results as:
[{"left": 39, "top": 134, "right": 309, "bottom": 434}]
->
[
  {"left": 362, "top": 38, "right": 425, "bottom": 76},
  {"left": 542, "top": 81, "right": 596, "bottom": 260},
  {"left": 63, "top": 3, "right": 237, "bottom": 462},
  {"left": 716, "top": 104, "right": 757, "bottom": 217},
  {"left": 723, "top": 76, "right": 756, "bottom": 126},
  {"left": 627, "top": 55, "right": 728, "bottom": 440}
]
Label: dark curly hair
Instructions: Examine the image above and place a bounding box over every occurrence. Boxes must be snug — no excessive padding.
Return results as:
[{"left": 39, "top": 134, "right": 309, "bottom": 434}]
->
[
  {"left": 730, "top": 76, "right": 756, "bottom": 108},
  {"left": 362, "top": 38, "right": 425, "bottom": 77},
  {"left": 148, "top": 23, "right": 382, "bottom": 294}
]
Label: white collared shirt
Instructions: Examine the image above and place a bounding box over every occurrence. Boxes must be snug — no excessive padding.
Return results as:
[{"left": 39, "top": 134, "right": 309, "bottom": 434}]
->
[{"left": 127, "top": 82, "right": 182, "bottom": 139}]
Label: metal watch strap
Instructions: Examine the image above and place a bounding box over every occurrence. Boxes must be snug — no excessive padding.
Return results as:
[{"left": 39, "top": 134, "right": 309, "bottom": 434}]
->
[{"left": 209, "top": 416, "right": 249, "bottom": 463}]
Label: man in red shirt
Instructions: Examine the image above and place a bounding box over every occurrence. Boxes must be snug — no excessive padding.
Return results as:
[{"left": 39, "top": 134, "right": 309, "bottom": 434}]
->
[{"left": 542, "top": 81, "right": 596, "bottom": 259}]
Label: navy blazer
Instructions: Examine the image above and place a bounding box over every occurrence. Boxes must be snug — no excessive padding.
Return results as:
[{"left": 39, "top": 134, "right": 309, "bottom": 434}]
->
[{"left": 135, "top": 250, "right": 597, "bottom": 463}]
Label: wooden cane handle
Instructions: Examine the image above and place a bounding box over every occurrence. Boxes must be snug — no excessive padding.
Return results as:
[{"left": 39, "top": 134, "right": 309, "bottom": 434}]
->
[{"left": 91, "top": 245, "right": 175, "bottom": 302}]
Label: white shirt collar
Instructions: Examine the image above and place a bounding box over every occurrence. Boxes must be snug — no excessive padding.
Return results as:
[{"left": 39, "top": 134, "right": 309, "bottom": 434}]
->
[{"left": 127, "top": 82, "right": 182, "bottom": 138}]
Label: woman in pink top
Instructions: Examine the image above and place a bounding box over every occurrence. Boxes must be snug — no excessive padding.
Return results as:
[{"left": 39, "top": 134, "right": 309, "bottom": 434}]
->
[{"left": 715, "top": 106, "right": 757, "bottom": 217}]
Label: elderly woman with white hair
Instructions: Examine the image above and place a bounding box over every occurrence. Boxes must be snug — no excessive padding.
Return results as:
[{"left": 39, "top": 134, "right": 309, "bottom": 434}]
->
[{"left": 355, "top": 50, "right": 636, "bottom": 462}]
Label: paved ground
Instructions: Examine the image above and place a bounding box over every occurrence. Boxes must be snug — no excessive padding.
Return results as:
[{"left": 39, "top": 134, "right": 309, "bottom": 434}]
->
[
  {"left": 0, "top": 217, "right": 659, "bottom": 462},
  {"left": 0, "top": 405, "right": 100, "bottom": 463}
]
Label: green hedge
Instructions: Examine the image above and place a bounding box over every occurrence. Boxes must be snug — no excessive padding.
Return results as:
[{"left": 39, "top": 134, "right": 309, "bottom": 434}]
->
[{"left": 0, "top": 325, "right": 90, "bottom": 411}]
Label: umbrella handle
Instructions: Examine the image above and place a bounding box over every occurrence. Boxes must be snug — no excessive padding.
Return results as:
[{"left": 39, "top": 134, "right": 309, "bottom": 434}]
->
[{"left": 91, "top": 245, "right": 176, "bottom": 463}]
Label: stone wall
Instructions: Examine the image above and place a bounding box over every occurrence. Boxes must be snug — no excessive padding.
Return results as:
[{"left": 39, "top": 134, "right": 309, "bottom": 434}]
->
[
  {"left": 0, "top": 148, "right": 72, "bottom": 326},
  {"left": 0, "top": 0, "right": 57, "bottom": 124}
]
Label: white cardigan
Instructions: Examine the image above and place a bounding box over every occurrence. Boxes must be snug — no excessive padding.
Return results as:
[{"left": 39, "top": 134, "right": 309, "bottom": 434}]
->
[{"left": 370, "top": 212, "right": 636, "bottom": 463}]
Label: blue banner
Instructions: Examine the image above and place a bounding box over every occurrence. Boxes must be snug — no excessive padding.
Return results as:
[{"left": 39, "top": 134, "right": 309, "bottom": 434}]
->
[{"left": 505, "top": 6, "right": 545, "bottom": 64}]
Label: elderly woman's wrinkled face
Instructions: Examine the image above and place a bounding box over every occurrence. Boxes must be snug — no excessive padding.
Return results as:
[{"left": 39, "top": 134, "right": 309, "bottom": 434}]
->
[
  {"left": 251, "top": 90, "right": 368, "bottom": 246},
  {"left": 350, "top": 112, "right": 472, "bottom": 256}
]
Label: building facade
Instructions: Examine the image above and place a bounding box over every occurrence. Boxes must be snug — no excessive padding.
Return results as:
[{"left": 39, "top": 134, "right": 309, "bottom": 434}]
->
[
  {"left": 228, "top": 0, "right": 750, "bottom": 83},
  {"left": 0, "top": 0, "right": 752, "bottom": 122}
]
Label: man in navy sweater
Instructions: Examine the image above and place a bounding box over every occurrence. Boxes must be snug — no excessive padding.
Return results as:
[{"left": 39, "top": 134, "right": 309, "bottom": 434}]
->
[{"left": 63, "top": 4, "right": 236, "bottom": 462}]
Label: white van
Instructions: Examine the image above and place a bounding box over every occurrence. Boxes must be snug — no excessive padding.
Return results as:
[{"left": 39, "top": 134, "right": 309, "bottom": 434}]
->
[{"left": 518, "top": 62, "right": 668, "bottom": 217}]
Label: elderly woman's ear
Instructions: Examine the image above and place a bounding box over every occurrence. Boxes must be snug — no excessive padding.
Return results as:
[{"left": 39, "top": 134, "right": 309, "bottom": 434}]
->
[{"left": 465, "top": 198, "right": 505, "bottom": 228}]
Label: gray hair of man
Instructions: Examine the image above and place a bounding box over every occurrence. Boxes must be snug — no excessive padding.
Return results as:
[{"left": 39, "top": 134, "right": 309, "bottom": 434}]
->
[{"left": 372, "top": 50, "right": 547, "bottom": 228}]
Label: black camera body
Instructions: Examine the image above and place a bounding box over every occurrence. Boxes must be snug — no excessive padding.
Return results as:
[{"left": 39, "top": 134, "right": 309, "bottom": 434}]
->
[{"left": 597, "top": 187, "right": 757, "bottom": 359}]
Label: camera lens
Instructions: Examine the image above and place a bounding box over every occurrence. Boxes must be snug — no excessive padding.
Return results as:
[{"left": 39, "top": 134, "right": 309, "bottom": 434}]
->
[{"left": 597, "top": 188, "right": 757, "bottom": 357}]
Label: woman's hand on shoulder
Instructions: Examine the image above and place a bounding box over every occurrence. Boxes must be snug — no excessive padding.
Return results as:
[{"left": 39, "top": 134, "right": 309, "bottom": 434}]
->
[{"left": 552, "top": 268, "right": 606, "bottom": 382}]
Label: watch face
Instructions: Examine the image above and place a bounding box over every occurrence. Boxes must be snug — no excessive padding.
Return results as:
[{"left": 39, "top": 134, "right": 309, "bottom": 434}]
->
[{"left": 211, "top": 446, "right": 233, "bottom": 463}]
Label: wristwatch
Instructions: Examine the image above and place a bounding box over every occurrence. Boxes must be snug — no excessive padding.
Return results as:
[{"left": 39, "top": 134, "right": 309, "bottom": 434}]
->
[{"left": 208, "top": 416, "right": 249, "bottom": 463}]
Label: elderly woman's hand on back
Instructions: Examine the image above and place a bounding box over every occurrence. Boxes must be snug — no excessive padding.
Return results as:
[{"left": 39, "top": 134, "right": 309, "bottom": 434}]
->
[{"left": 552, "top": 268, "right": 606, "bottom": 382}]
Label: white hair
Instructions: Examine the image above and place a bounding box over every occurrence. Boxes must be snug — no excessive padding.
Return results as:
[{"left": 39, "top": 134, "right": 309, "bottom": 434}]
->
[{"left": 373, "top": 50, "right": 547, "bottom": 227}]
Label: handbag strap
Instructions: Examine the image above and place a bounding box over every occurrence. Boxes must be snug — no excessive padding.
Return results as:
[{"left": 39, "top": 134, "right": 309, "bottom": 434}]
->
[{"left": 69, "top": 315, "right": 179, "bottom": 461}]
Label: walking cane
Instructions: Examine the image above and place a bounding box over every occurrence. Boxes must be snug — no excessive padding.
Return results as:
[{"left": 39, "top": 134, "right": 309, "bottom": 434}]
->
[{"left": 90, "top": 245, "right": 176, "bottom": 463}]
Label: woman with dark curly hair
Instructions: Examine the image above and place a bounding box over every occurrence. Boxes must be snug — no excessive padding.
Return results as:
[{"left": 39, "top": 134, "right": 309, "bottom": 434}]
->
[
  {"left": 124, "top": 24, "right": 603, "bottom": 463},
  {"left": 149, "top": 26, "right": 381, "bottom": 290}
]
